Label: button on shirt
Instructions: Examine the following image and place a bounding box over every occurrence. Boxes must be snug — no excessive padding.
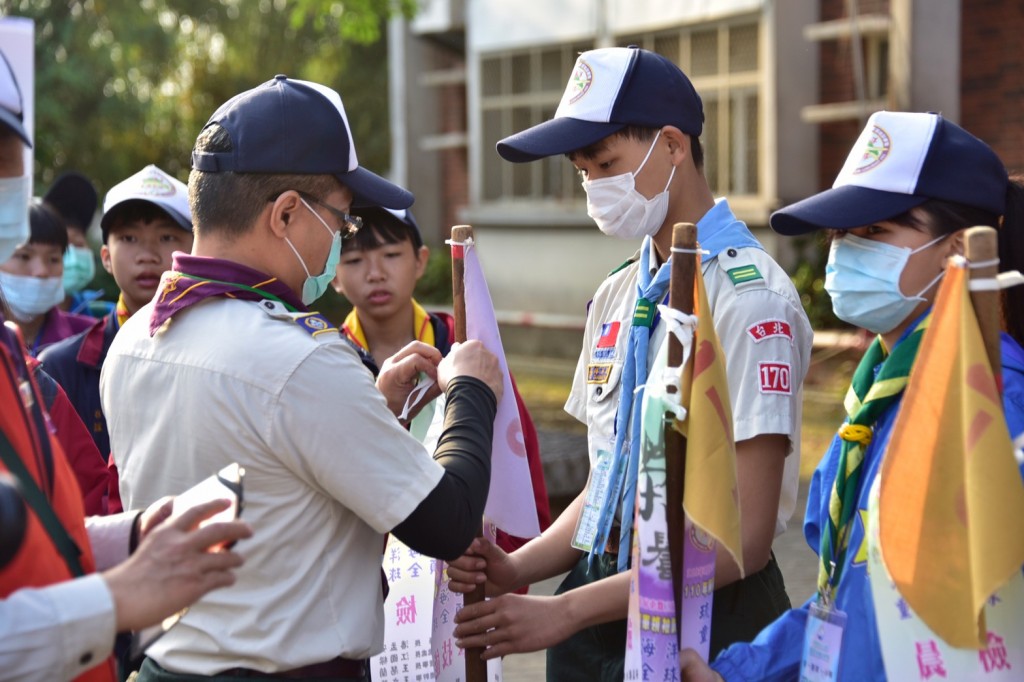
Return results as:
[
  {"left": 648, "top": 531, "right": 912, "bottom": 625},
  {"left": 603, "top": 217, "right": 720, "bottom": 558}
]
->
[
  {"left": 101, "top": 297, "right": 444, "bottom": 674},
  {"left": 566, "top": 206, "right": 812, "bottom": 535}
]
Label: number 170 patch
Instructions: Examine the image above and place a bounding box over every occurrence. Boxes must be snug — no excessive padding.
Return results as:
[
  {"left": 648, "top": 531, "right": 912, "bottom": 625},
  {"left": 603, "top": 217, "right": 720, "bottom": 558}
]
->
[{"left": 758, "top": 361, "right": 792, "bottom": 395}]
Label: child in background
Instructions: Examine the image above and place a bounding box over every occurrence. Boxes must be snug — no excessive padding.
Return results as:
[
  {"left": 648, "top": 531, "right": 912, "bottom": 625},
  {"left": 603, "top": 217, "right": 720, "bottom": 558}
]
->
[
  {"left": 333, "top": 206, "right": 552, "bottom": 550},
  {"left": 40, "top": 164, "right": 193, "bottom": 470},
  {"left": 0, "top": 199, "right": 93, "bottom": 355},
  {"left": 43, "top": 170, "right": 114, "bottom": 317}
]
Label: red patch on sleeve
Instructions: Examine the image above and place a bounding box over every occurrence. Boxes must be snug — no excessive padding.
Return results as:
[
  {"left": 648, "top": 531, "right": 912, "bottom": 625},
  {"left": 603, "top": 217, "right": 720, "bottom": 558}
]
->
[
  {"left": 747, "top": 319, "right": 793, "bottom": 343},
  {"left": 758, "top": 361, "right": 792, "bottom": 395}
]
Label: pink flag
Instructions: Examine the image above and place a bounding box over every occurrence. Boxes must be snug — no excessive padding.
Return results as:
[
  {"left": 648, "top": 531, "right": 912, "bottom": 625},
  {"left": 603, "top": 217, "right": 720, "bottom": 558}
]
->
[{"left": 461, "top": 242, "right": 541, "bottom": 539}]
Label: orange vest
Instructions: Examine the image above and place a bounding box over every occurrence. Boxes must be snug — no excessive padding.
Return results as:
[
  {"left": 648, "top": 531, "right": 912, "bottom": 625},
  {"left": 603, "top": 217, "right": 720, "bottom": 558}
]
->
[{"left": 0, "top": 326, "right": 115, "bottom": 682}]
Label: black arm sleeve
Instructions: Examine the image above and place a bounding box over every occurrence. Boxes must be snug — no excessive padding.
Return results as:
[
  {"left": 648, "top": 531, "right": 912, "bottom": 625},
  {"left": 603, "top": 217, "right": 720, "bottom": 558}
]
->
[{"left": 392, "top": 376, "right": 497, "bottom": 560}]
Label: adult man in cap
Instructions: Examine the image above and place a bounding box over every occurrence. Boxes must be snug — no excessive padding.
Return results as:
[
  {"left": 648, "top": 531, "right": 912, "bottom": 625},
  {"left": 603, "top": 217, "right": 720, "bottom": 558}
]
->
[
  {"left": 0, "top": 47, "right": 251, "bottom": 682},
  {"left": 448, "top": 46, "right": 811, "bottom": 680},
  {"left": 102, "top": 75, "right": 504, "bottom": 681}
]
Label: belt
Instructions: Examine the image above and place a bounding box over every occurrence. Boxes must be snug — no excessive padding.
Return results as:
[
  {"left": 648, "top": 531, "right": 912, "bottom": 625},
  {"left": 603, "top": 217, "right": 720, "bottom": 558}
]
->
[{"left": 220, "top": 657, "right": 367, "bottom": 679}]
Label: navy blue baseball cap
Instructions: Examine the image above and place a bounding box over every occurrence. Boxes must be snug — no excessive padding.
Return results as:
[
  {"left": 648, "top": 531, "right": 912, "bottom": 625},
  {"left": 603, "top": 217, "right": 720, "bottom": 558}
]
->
[
  {"left": 497, "top": 47, "right": 703, "bottom": 163},
  {"left": 0, "top": 49, "right": 30, "bottom": 147},
  {"left": 44, "top": 172, "right": 98, "bottom": 231},
  {"left": 192, "top": 75, "right": 412, "bottom": 210},
  {"left": 770, "top": 111, "right": 1008, "bottom": 236}
]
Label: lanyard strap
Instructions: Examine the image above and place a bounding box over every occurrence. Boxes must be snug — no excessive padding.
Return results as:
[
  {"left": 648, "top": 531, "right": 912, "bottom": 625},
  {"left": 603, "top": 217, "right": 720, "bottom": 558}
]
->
[{"left": 0, "top": 427, "right": 84, "bottom": 577}]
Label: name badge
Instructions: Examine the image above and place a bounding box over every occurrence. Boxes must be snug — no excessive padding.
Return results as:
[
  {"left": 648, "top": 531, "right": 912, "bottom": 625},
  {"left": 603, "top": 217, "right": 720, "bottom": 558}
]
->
[
  {"left": 572, "top": 438, "right": 617, "bottom": 553},
  {"left": 800, "top": 600, "right": 847, "bottom": 681}
]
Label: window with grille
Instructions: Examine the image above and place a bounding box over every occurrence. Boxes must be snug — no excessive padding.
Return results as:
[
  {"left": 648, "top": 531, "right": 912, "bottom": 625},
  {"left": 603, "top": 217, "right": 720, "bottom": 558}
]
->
[
  {"left": 618, "top": 20, "right": 762, "bottom": 198},
  {"left": 479, "top": 42, "right": 595, "bottom": 203}
]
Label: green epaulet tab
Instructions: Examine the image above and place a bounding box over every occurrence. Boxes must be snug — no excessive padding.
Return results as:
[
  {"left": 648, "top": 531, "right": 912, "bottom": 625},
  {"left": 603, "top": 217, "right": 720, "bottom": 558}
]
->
[
  {"left": 607, "top": 252, "right": 641, "bottom": 278},
  {"left": 726, "top": 264, "right": 763, "bottom": 286},
  {"left": 294, "top": 312, "right": 337, "bottom": 337}
]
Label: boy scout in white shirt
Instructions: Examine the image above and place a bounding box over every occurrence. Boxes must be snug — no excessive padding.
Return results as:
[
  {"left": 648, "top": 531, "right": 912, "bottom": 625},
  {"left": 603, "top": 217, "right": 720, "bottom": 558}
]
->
[{"left": 448, "top": 46, "right": 812, "bottom": 681}]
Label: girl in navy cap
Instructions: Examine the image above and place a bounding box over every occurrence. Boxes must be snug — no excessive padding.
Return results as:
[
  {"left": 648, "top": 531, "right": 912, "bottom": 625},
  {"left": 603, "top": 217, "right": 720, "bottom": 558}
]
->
[{"left": 684, "top": 111, "right": 1024, "bottom": 681}]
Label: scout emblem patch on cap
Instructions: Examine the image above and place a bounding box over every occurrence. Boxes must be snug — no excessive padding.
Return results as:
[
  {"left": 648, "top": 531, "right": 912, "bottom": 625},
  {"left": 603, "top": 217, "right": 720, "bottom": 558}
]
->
[
  {"left": 568, "top": 60, "right": 594, "bottom": 104},
  {"left": 853, "top": 124, "right": 892, "bottom": 174}
]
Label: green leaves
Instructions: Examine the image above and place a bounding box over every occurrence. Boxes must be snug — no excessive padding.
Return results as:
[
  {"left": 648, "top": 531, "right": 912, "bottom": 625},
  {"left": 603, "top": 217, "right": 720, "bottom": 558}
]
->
[{"left": 11, "top": 0, "right": 407, "bottom": 204}]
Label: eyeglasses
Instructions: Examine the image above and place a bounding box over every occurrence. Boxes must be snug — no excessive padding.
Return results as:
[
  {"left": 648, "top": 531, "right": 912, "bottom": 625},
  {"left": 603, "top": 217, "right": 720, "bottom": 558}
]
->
[{"left": 268, "top": 191, "right": 362, "bottom": 238}]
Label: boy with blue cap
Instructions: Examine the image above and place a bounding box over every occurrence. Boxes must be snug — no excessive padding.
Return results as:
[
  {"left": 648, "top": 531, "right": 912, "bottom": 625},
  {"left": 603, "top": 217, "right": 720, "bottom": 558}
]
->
[
  {"left": 102, "top": 75, "right": 506, "bottom": 681},
  {"left": 448, "top": 46, "right": 812, "bottom": 680}
]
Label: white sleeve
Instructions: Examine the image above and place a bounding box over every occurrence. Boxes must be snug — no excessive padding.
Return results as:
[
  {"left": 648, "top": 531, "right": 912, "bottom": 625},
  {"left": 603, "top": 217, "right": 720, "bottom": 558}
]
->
[
  {"left": 0, "top": 574, "right": 116, "bottom": 682},
  {"left": 86, "top": 511, "right": 137, "bottom": 571}
]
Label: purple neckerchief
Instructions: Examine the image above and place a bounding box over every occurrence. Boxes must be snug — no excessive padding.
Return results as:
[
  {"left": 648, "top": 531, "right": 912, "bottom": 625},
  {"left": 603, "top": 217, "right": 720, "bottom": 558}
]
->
[{"left": 150, "top": 253, "right": 306, "bottom": 336}]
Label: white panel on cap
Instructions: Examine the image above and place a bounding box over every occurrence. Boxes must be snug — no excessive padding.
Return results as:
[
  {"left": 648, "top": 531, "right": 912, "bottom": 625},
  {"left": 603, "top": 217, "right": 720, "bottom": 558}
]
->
[
  {"left": 295, "top": 79, "right": 359, "bottom": 172},
  {"left": 833, "top": 111, "right": 938, "bottom": 195},
  {"left": 0, "top": 55, "right": 19, "bottom": 116},
  {"left": 104, "top": 165, "right": 190, "bottom": 220},
  {"left": 553, "top": 48, "right": 633, "bottom": 123}
]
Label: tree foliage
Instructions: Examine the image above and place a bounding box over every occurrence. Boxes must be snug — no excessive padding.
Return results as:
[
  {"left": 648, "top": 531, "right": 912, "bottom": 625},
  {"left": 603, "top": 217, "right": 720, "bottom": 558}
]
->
[{"left": 0, "top": 0, "right": 416, "bottom": 197}]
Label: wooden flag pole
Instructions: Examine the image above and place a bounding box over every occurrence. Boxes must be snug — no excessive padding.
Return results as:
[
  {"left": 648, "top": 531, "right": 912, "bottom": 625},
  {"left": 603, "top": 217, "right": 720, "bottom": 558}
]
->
[
  {"left": 451, "top": 224, "right": 487, "bottom": 682},
  {"left": 666, "top": 223, "right": 697, "bottom": 626},
  {"left": 965, "top": 226, "right": 1002, "bottom": 380}
]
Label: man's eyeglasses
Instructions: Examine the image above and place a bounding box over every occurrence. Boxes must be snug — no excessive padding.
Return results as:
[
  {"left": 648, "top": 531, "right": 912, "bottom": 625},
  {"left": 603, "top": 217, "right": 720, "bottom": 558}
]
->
[{"left": 269, "top": 191, "right": 362, "bottom": 238}]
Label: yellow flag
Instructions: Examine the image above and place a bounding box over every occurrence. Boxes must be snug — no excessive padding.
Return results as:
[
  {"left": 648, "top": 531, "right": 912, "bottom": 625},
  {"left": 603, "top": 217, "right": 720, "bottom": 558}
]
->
[
  {"left": 880, "top": 260, "right": 1024, "bottom": 648},
  {"left": 675, "top": 268, "right": 744, "bottom": 574}
]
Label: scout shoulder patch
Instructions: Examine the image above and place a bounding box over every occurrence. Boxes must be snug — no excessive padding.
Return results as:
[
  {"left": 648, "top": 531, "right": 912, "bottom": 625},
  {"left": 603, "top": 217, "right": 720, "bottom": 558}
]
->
[
  {"left": 727, "top": 264, "right": 763, "bottom": 285},
  {"left": 757, "top": 361, "right": 792, "bottom": 395},
  {"left": 747, "top": 319, "right": 793, "bottom": 343},
  {"left": 294, "top": 312, "right": 337, "bottom": 338}
]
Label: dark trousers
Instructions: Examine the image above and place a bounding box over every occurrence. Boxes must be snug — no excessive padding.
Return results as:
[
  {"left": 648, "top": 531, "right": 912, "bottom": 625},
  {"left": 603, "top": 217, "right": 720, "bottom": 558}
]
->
[
  {"left": 546, "top": 551, "right": 791, "bottom": 682},
  {"left": 135, "top": 658, "right": 369, "bottom": 682}
]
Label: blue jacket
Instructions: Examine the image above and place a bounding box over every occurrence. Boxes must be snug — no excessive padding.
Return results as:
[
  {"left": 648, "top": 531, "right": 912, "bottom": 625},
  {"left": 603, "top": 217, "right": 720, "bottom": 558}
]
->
[
  {"left": 712, "top": 331, "right": 1024, "bottom": 681},
  {"left": 38, "top": 313, "right": 118, "bottom": 459}
]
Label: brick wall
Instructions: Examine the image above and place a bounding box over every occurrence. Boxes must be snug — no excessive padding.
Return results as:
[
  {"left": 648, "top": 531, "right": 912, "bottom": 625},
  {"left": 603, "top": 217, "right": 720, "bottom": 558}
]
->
[
  {"left": 816, "top": 0, "right": 893, "bottom": 190},
  {"left": 960, "top": 0, "right": 1024, "bottom": 173}
]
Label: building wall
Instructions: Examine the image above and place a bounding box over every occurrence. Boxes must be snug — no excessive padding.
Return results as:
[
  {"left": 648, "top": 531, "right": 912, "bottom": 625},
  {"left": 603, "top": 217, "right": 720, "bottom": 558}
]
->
[{"left": 960, "top": 0, "right": 1024, "bottom": 172}]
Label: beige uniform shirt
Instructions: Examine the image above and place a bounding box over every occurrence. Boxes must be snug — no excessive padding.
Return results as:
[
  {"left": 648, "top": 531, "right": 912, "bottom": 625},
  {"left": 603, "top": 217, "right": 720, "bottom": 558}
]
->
[
  {"left": 566, "top": 236, "right": 812, "bottom": 535},
  {"left": 101, "top": 297, "right": 443, "bottom": 674}
]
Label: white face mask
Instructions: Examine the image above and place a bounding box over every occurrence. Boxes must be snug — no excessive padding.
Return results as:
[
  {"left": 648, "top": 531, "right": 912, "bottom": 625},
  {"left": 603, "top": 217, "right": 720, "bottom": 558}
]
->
[
  {"left": 583, "top": 131, "right": 676, "bottom": 240},
  {"left": 0, "top": 175, "right": 31, "bottom": 263},
  {"left": 0, "top": 271, "right": 65, "bottom": 322},
  {"left": 824, "top": 232, "right": 948, "bottom": 334}
]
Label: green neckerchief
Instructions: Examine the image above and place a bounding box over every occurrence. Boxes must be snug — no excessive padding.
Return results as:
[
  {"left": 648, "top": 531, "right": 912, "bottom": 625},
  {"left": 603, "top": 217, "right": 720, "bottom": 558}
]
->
[{"left": 818, "top": 312, "right": 932, "bottom": 602}]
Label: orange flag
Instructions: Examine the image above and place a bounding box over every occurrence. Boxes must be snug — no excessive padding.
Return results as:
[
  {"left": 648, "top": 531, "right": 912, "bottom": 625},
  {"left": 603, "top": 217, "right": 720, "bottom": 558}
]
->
[
  {"left": 675, "top": 267, "right": 743, "bottom": 573},
  {"left": 880, "top": 259, "right": 1024, "bottom": 648}
]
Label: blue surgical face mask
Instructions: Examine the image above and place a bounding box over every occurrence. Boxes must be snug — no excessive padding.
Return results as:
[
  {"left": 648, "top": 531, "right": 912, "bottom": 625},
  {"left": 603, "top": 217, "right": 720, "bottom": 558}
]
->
[
  {"left": 824, "top": 232, "right": 948, "bottom": 334},
  {"left": 0, "top": 175, "right": 31, "bottom": 263},
  {"left": 0, "top": 271, "right": 65, "bottom": 322},
  {"left": 284, "top": 197, "right": 342, "bottom": 306},
  {"left": 62, "top": 244, "right": 96, "bottom": 294}
]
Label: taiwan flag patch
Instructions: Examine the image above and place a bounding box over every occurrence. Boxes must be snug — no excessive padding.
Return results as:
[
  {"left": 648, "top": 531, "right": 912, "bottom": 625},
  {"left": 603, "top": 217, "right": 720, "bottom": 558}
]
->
[{"left": 596, "top": 321, "right": 621, "bottom": 348}]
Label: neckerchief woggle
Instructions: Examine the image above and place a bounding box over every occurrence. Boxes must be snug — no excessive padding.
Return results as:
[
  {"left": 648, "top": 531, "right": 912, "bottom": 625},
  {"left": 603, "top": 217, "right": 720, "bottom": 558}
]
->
[
  {"left": 150, "top": 253, "right": 307, "bottom": 335},
  {"left": 818, "top": 309, "right": 930, "bottom": 602},
  {"left": 591, "top": 199, "right": 763, "bottom": 571}
]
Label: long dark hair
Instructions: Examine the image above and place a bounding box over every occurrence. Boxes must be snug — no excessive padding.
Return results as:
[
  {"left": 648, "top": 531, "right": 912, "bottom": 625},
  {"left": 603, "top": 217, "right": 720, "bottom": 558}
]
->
[{"left": 888, "top": 175, "right": 1024, "bottom": 346}]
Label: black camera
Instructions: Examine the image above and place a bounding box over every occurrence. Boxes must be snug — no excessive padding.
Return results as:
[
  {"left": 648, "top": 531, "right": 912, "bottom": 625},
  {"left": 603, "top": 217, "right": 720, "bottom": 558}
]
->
[{"left": 0, "top": 472, "right": 27, "bottom": 571}]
